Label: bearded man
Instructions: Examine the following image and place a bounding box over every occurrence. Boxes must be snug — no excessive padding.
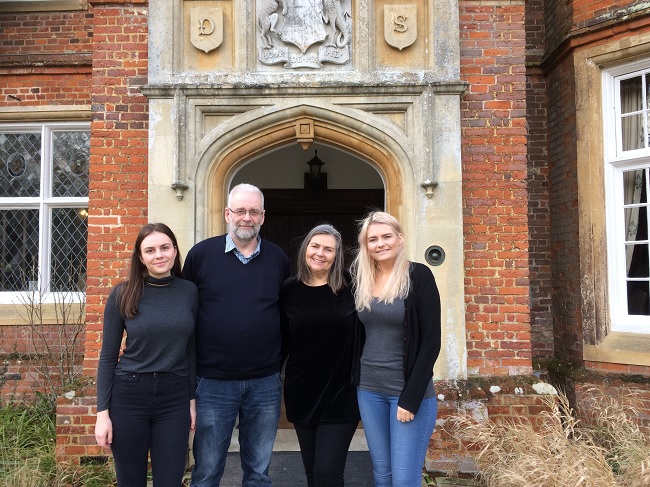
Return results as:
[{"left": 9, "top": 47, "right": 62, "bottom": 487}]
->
[{"left": 183, "top": 183, "right": 290, "bottom": 487}]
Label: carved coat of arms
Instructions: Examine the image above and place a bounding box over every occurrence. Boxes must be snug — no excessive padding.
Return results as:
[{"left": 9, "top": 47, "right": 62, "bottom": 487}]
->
[
  {"left": 190, "top": 7, "right": 223, "bottom": 54},
  {"left": 384, "top": 5, "right": 417, "bottom": 51},
  {"left": 257, "top": 0, "right": 351, "bottom": 69}
]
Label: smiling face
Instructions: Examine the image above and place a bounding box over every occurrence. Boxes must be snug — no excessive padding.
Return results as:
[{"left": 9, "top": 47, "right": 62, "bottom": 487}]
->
[
  {"left": 365, "top": 223, "right": 403, "bottom": 265},
  {"left": 225, "top": 190, "right": 265, "bottom": 242},
  {"left": 139, "top": 231, "right": 178, "bottom": 278},
  {"left": 305, "top": 233, "right": 337, "bottom": 278}
]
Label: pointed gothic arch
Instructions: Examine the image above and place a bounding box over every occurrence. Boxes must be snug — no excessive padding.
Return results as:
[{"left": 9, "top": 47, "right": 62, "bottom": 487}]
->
[{"left": 191, "top": 106, "right": 413, "bottom": 241}]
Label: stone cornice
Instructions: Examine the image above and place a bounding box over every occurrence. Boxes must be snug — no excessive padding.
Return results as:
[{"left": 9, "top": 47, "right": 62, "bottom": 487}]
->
[
  {"left": 141, "top": 79, "right": 469, "bottom": 99},
  {"left": 539, "top": 8, "right": 650, "bottom": 72}
]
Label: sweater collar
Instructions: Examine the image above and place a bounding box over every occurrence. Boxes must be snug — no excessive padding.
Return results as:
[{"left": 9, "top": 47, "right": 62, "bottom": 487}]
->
[{"left": 145, "top": 275, "right": 175, "bottom": 287}]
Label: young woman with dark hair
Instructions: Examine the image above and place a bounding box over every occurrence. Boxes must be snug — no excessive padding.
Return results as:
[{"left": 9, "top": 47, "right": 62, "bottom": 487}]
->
[{"left": 95, "top": 223, "right": 198, "bottom": 487}]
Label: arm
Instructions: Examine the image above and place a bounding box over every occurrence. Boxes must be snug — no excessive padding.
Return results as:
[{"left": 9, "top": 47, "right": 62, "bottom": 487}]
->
[
  {"left": 95, "top": 286, "right": 125, "bottom": 448},
  {"left": 190, "top": 399, "right": 196, "bottom": 431},
  {"left": 96, "top": 286, "right": 126, "bottom": 412},
  {"left": 94, "top": 409, "right": 113, "bottom": 449},
  {"left": 398, "top": 264, "right": 442, "bottom": 415}
]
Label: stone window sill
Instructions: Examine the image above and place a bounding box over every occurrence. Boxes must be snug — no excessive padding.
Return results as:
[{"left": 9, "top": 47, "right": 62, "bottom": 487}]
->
[
  {"left": 584, "top": 332, "right": 650, "bottom": 367},
  {"left": 0, "top": 0, "right": 87, "bottom": 12}
]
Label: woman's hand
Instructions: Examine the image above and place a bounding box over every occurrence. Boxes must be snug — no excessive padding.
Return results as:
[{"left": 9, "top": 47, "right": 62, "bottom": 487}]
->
[
  {"left": 190, "top": 399, "right": 196, "bottom": 431},
  {"left": 94, "top": 410, "right": 113, "bottom": 449},
  {"left": 396, "top": 406, "right": 415, "bottom": 423}
]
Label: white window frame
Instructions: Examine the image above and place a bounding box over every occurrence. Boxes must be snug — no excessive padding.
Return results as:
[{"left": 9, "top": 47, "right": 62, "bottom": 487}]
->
[
  {"left": 0, "top": 122, "right": 89, "bottom": 304},
  {"left": 604, "top": 58, "right": 650, "bottom": 332}
]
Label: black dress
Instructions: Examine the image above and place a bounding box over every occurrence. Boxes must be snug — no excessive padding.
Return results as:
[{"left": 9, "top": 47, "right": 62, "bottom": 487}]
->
[{"left": 281, "top": 277, "right": 360, "bottom": 425}]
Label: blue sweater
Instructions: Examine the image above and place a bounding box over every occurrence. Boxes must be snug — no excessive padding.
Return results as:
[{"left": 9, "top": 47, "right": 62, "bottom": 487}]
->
[{"left": 183, "top": 234, "right": 290, "bottom": 380}]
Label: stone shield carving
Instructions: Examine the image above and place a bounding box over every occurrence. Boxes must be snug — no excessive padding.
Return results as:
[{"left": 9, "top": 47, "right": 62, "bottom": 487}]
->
[
  {"left": 384, "top": 5, "right": 417, "bottom": 51},
  {"left": 190, "top": 7, "right": 223, "bottom": 54},
  {"left": 257, "top": 0, "right": 351, "bottom": 69}
]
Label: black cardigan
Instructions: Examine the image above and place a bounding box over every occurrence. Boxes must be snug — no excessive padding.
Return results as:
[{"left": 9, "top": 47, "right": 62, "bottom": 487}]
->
[{"left": 354, "top": 262, "right": 441, "bottom": 414}]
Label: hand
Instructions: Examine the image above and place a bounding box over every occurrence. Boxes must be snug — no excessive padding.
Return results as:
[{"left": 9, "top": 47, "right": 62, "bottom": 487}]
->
[
  {"left": 190, "top": 399, "right": 196, "bottom": 431},
  {"left": 396, "top": 406, "right": 415, "bottom": 423},
  {"left": 94, "top": 410, "right": 113, "bottom": 450}
]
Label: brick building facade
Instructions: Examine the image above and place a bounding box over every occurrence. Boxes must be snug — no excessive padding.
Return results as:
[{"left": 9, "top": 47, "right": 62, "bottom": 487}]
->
[{"left": 1, "top": 0, "right": 650, "bottom": 474}]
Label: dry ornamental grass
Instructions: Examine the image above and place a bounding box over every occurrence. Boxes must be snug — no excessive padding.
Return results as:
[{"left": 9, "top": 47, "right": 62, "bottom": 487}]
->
[{"left": 449, "top": 387, "right": 650, "bottom": 487}]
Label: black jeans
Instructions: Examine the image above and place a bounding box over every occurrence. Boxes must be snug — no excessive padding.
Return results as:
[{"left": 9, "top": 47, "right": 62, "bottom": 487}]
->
[
  {"left": 294, "top": 421, "right": 359, "bottom": 487},
  {"left": 110, "top": 372, "right": 191, "bottom": 487}
]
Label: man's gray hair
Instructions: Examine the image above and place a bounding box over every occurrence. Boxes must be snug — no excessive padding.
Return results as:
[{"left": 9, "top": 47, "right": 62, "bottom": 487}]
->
[{"left": 228, "top": 183, "right": 265, "bottom": 208}]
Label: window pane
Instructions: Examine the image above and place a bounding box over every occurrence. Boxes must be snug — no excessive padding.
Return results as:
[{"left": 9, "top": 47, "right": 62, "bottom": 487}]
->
[
  {"left": 621, "top": 76, "right": 643, "bottom": 114},
  {"left": 626, "top": 244, "right": 649, "bottom": 278},
  {"left": 628, "top": 280, "right": 650, "bottom": 315},
  {"left": 623, "top": 169, "right": 648, "bottom": 241},
  {"left": 0, "top": 209, "right": 39, "bottom": 291},
  {"left": 622, "top": 114, "right": 645, "bottom": 151},
  {"left": 50, "top": 207, "right": 88, "bottom": 292},
  {"left": 622, "top": 76, "right": 643, "bottom": 113},
  {"left": 0, "top": 132, "right": 41, "bottom": 197},
  {"left": 52, "top": 131, "right": 90, "bottom": 197}
]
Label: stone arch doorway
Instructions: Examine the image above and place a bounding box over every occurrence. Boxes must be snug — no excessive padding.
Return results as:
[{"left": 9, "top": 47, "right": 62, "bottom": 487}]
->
[
  {"left": 199, "top": 112, "right": 408, "bottom": 244},
  {"left": 231, "top": 142, "right": 385, "bottom": 273}
]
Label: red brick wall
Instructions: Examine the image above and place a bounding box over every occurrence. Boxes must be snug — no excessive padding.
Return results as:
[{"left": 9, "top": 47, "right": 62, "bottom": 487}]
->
[
  {"left": 545, "top": 54, "right": 581, "bottom": 364},
  {"left": 525, "top": 0, "right": 553, "bottom": 358},
  {"left": 459, "top": 1, "right": 532, "bottom": 377},
  {"left": 0, "top": 7, "right": 92, "bottom": 403},
  {"left": 0, "top": 9, "right": 92, "bottom": 106},
  {"left": 56, "top": 0, "right": 149, "bottom": 463},
  {"left": 573, "top": 0, "right": 649, "bottom": 30},
  {"left": 428, "top": 378, "right": 552, "bottom": 474}
]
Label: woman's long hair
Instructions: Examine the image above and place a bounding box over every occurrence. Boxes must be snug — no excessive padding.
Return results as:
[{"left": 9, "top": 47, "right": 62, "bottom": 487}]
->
[
  {"left": 296, "top": 224, "right": 346, "bottom": 293},
  {"left": 118, "top": 222, "right": 182, "bottom": 318},
  {"left": 350, "top": 211, "right": 410, "bottom": 311}
]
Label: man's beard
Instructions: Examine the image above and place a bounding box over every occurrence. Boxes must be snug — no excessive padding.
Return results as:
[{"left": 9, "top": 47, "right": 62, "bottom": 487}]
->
[{"left": 230, "top": 222, "right": 260, "bottom": 242}]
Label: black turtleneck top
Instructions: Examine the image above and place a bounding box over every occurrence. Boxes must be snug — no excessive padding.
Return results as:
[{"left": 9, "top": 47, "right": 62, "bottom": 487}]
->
[{"left": 96, "top": 275, "right": 199, "bottom": 412}]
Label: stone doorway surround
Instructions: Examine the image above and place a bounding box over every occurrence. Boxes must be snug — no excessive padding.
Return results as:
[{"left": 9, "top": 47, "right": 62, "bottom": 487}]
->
[
  {"left": 141, "top": 0, "right": 468, "bottom": 380},
  {"left": 141, "top": 85, "right": 468, "bottom": 380}
]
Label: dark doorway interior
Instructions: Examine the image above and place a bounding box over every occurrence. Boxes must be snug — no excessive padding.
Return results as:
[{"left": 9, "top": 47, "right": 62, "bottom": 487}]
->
[{"left": 259, "top": 182, "right": 384, "bottom": 274}]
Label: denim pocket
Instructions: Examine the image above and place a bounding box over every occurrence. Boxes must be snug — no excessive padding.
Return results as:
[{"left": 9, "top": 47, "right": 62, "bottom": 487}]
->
[{"left": 119, "top": 373, "right": 139, "bottom": 384}]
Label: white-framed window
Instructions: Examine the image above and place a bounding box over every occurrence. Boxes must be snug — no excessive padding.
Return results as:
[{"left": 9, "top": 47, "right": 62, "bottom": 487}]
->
[
  {"left": 0, "top": 122, "right": 89, "bottom": 303},
  {"left": 604, "top": 59, "right": 650, "bottom": 332}
]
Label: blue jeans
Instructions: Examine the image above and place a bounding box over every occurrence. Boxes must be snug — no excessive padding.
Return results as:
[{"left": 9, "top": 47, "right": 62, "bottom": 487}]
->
[
  {"left": 357, "top": 389, "right": 437, "bottom": 487},
  {"left": 190, "top": 373, "right": 282, "bottom": 487},
  {"left": 110, "top": 372, "right": 191, "bottom": 487}
]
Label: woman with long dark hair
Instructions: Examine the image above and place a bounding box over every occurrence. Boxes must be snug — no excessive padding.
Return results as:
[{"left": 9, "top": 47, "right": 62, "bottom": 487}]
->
[
  {"left": 281, "top": 224, "right": 360, "bottom": 486},
  {"left": 95, "top": 223, "right": 198, "bottom": 487}
]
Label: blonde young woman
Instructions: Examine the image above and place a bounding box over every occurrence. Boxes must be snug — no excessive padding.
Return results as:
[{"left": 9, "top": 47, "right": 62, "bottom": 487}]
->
[{"left": 351, "top": 212, "right": 441, "bottom": 487}]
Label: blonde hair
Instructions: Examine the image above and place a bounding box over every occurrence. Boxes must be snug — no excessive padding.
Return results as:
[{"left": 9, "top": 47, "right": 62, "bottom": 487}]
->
[{"left": 350, "top": 211, "right": 410, "bottom": 311}]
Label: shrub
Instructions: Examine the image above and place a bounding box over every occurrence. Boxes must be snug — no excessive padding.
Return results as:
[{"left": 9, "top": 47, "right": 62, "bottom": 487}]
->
[{"left": 450, "top": 388, "right": 650, "bottom": 487}]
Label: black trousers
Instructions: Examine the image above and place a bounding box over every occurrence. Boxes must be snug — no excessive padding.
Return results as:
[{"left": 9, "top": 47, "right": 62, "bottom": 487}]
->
[
  {"left": 294, "top": 421, "right": 359, "bottom": 487},
  {"left": 110, "top": 372, "right": 191, "bottom": 487}
]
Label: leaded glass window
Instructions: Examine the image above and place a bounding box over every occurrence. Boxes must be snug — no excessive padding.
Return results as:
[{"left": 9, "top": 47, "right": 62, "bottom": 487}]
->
[{"left": 0, "top": 123, "right": 89, "bottom": 295}]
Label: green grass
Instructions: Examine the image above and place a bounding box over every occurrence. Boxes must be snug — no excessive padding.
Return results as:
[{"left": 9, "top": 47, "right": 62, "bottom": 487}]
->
[{"left": 0, "top": 396, "right": 115, "bottom": 487}]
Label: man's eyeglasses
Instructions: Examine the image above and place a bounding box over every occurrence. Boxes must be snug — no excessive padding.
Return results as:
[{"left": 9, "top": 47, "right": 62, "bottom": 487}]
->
[{"left": 227, "top": 208, "right": 264, "bottom": 218}]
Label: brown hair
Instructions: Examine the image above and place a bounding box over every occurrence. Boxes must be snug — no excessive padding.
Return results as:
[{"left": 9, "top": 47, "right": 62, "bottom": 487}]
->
[{"left": 118, "top": 223, "right": 182, "bottom": 318}]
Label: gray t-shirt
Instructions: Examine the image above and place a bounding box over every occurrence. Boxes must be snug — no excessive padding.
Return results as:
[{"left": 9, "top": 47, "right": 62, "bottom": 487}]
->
[{"left": 358, "top": 298, "right": 434, "bottom": 398}]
